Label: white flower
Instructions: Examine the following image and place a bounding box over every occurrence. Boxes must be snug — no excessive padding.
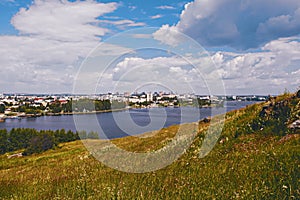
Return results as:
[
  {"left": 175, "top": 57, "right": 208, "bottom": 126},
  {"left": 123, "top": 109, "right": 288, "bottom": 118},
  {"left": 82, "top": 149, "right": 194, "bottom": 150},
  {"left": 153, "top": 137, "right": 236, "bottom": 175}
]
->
[{"left": 282, "top": 185, "right": 288, "bottom": 189}]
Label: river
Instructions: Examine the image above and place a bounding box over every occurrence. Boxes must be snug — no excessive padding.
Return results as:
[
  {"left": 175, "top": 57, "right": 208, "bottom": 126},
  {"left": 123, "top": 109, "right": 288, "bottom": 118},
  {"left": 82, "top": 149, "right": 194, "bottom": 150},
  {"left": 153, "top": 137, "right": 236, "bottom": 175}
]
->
[{"left": 0, "top": 101, "right": 258, "bottom": 139}]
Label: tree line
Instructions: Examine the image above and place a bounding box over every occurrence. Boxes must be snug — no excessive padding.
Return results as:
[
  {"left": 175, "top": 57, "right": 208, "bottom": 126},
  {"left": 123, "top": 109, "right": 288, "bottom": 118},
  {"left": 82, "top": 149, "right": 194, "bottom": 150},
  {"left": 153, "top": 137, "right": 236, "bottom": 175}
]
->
[
  {"left": 7, "top": 99, "right": 126, "bottom": 114},
  {"left": 0, "top": 128, "right": 100, "bottom": 155}
]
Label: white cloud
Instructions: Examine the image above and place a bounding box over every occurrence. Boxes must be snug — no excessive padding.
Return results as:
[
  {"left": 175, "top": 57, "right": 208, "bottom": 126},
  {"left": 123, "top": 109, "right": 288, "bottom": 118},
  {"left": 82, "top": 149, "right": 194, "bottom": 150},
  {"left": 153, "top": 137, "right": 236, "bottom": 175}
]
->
[
  {"left": 211, "top": 37, "right": 300, "bottom": 94},
  {"left": 104, "top": 36, "right": 300, "bottom": 95},
  {"left": 128, "top": 5, "right": 137, "bottom": 11},
  {"left": 257, "top": 8, "right": 300, "bottom": 40},
  {"left": 151, "top": 14, "right": 163, "bottom": 19},
  {"left": 11, "top": 0, "right": 117, "bottom": 42},
  {"left": 99, "top": 19, "right": 145, "bottom": 28},
  {"left": 151, "top": 0, "right": 300, "bottom": 94},
  {"left": 104, "top": 55, "right": 221, "bottom": 94},
  {"left": 0, "top": 0, "right": 121, "bottom": 93},
  {"left": 156, "top": 5, "right": 176, "bottom": 10},
  {"left": 153, "top": 24, "right": 184, "bottom": 47},
  {"left": 131, "top": 34, "right": 152, "bottom": 39},
  {"left": 154, "top": 0, "right": 300, "bottom": 49}
]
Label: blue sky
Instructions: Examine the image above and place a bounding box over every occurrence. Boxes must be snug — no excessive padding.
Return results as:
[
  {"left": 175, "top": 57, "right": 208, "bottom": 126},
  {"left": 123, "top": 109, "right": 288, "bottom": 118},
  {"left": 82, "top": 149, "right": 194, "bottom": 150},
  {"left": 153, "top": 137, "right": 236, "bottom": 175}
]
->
[
  {"left": 0, "top": 0, "right": 187, "bottom": 35},
  {"left": 0, "top": 0, "right": 299, "bottom": 95}
]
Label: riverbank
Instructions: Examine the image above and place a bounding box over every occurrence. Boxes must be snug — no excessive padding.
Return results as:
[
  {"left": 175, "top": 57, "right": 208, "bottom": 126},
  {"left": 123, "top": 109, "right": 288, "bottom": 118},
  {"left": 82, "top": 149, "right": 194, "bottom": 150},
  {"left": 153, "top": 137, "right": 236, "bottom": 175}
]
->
[
  {"left": 51, "top": 107, "right": 130, "bottom": 115},
  {"left": 0, "top": 107, "right": 131, "bottom": 121}
]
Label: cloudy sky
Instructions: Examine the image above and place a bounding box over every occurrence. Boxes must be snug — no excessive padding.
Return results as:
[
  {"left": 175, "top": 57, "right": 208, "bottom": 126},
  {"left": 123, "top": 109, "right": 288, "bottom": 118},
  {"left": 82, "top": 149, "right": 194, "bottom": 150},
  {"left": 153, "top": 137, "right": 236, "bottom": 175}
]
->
[{"left": 0, "top": 0, "right": 299, "bottom": 95}]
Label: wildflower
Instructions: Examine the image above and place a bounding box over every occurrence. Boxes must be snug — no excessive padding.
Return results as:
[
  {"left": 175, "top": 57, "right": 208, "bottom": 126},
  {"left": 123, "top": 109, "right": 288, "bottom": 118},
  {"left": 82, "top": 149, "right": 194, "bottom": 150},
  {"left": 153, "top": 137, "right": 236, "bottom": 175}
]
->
[{"left": 282, "top": 185, "right": 288, "bottom": 189}]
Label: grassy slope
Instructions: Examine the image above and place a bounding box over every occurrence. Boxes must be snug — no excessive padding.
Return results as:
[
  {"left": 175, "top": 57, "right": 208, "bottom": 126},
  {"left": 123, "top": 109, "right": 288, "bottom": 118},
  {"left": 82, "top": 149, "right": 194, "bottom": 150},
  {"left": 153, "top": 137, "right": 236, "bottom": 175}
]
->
[{"left": 0, "top": 94, "right": 299, "bottom": 199}]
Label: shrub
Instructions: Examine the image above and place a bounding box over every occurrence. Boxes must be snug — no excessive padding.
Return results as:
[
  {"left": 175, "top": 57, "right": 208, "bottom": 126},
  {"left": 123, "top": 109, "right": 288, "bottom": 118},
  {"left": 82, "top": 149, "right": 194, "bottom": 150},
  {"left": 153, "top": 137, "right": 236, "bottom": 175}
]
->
[
  {"left": 78, "top": 130, "right": 87, "bottom": 139},
  {"left": 23, "top": 133, "right": 56, "bottom": 155},
  {"left": 87, "top": 131, "right": 99, "bottom": 139}
]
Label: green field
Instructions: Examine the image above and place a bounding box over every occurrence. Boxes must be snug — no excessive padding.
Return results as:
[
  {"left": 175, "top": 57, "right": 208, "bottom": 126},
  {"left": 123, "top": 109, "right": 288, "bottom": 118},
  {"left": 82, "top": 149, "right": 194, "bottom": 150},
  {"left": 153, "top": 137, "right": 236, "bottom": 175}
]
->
[{"left": 0, "top": 92, "right": 299, "bottom": 199}]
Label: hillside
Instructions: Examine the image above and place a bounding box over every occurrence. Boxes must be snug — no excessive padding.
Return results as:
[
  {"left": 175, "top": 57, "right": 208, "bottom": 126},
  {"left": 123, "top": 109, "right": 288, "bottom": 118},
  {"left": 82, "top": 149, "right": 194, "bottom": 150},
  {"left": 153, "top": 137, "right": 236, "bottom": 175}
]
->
[{"left": 0, "top": 91, "right": 299, "bottom": 199}]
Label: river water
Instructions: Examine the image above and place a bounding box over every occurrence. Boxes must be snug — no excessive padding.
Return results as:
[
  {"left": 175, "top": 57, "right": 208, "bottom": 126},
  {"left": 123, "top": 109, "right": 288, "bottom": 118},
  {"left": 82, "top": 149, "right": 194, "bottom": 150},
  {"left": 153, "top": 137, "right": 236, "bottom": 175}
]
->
[{"left": 0, "top": 101, "right": 258, "bottom": 139}]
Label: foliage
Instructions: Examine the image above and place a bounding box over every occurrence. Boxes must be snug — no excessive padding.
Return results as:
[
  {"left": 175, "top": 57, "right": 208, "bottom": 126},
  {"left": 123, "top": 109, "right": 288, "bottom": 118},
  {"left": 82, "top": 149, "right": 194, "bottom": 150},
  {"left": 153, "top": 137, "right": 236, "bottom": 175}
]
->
[
  {"left": 192, "top": 98, "right": 211, "bottom": 107},
  {"left": 87, "top": 131, "right": 99, "bottom": 139},
  {"left": 110, "top": 100, "right": 126, "bottom": 110},
  {"left": 23, "top": 133, "right": 56, "bottom": 155},
  {"left": 53, "top": 129, "right": 79, "bottom": 143},
  {"left": 72, "top": 99, "right": 113, "bottom": 112},
  {"left": 250, "top": 93, "right": 297, "bottom": 136},
  {"left": 220, "top": 91, "right": 299, "bottom": 138},
  {"left": 78, "top": 130, "right": 87, "bottom": 139},
  {"left": 95, "top": 99, "right": 112, "bottom": 111},
  {"left": 0, "top": 104, "right": 5, "bottom": 113},
  {"left": 10, "top": 99, "right": 126, "bottom": 114},
  {"left": 129, "top": 101, "right": 152, "bottom": 107},
  {"left": 0, "top": 130, "right": 8, "bottom": 154},
  {"left": 0, "top": 128, "right": 79, "bottom": 155}
]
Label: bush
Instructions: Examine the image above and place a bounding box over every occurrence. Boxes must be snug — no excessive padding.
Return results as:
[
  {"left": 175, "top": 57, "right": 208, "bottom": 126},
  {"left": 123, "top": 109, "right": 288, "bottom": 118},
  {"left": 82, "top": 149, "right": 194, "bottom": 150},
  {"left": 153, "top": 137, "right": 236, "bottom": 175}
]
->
[
  {"left": 78, "top": 130, "right": 87, "bottom": 139},
  {"left": 0, "top": 129, "right": 8, "bottom": 154},
  {"left": 23, "top": 133, "right": 56, "bottom": 155},
  {"left": 0, "top": 104, "right": 5, "bottom": 113},
  {"left": 87, "top": 131, "right": 99, "bottom": 139}
]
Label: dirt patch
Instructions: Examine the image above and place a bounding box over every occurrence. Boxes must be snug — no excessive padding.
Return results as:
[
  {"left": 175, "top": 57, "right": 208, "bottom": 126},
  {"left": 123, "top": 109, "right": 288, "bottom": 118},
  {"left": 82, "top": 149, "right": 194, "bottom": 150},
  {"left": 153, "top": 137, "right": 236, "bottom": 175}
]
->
[{"left": 278, "top": 134, "right": 300, "bottom": 144}]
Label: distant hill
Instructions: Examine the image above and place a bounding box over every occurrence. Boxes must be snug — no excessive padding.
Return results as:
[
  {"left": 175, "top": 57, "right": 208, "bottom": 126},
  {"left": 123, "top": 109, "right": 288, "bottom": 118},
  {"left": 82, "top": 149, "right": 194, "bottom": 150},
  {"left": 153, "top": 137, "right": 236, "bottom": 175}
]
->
[{"left": 0, "top": 90, "right": 299, "bottom": 199}]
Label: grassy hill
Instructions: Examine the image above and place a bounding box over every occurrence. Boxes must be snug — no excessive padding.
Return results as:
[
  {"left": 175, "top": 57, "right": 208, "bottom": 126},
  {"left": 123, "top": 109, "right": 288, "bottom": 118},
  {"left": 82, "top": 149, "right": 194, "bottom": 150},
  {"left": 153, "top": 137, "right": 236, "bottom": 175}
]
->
[{"left": 0, "top": 91, "right": 299, "bottom": 199}]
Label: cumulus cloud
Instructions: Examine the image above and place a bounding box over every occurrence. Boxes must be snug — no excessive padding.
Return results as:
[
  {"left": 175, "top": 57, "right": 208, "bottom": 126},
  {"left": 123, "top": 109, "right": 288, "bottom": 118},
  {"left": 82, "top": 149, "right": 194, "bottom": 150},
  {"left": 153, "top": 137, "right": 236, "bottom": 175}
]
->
[
  {"left": 257, "top": 8, "right": 300, "bottom": 41},
  {"left": 211, "top": 37, "right": 300, "bottom": 94},
  {"left": 11, "top": 0, "right": 117, "bottom": 42},
  {"left": 154, "top": 0, "right": 300, "bottom": 49},
  {"left": 0, "top": 0, "right": 128, "bottom": 93},
  {"left": 104, "top": 36, "right": 300, "bottom": 95},
  {"left": 103, "top": 54, "right": 222, "bottom": 94},
  {"left": 112, "top": 56, "right": 188, "bottom": 83},
  {"left": 153, "top": 24, "right": 185, "bottom": 47}
]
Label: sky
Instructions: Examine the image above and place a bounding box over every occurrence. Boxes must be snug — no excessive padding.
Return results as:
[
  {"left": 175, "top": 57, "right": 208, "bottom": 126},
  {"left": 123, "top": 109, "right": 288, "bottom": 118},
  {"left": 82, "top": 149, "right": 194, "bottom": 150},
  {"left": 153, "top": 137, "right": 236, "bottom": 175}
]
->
[{"left": 0, "top": 0, "right": 299, "bottom": 95}]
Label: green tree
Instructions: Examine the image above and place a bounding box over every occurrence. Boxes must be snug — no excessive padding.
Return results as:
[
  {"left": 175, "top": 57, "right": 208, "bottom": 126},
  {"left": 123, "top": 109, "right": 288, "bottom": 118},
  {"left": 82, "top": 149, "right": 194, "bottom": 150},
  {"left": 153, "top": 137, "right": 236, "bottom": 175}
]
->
[
  {"left": 78, "top": 130, "right": 87, "bottom": 139},
  {"left": 0, "top": 129, "right": 8, "bottom": 154},
  {"left": 0, "top": 104, "right": 5, "bottom": 113},
  {"left": 87, "top": 131, "right": 99, "bottom": 139},
  {"left": 62, "top": 100, "right": 72, "bottom": 112},
  {"left": 23, "top": 133, "right": 56, "bottom": 155},
  {"left": 111, "top": 100, "right": 126, "bottom": 109}
]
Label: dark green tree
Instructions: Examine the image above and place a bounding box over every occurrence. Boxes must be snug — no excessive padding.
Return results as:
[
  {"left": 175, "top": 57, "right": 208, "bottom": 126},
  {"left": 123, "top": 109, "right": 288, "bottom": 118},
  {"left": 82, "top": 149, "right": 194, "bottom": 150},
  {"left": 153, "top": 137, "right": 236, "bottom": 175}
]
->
[
  {"left": 0, "top": 129, "right": 8, "bottom": 154},
  {"left": 0, "top": 104, "right": 5, "bottom": 113},
  {"left": 23, "top": 133, "right": 56, "bottom": 155}
]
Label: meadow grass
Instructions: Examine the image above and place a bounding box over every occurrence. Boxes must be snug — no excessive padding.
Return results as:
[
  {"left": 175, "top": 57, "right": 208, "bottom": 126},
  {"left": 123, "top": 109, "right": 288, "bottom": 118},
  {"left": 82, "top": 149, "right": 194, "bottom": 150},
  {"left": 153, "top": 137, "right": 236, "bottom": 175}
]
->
[{"left": 0, "top": 96, "right": 299, "bottom": 199}]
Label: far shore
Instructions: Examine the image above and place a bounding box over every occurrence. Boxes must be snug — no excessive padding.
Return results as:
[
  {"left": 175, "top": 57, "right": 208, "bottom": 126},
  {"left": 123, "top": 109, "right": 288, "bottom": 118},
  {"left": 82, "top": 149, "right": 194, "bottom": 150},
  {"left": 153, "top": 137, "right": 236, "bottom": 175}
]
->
[
  {"left": 1, "top": 104, "right": 216, "bottom": 119},
  {"left": 0, "top": 107, "right": 131, "bottom": 120},
  {"left": 60, "top": 107, "right": 130, "bottom": 115},
  {"left": 0, "top": 101, "right": 258, "bottom": 121}
]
